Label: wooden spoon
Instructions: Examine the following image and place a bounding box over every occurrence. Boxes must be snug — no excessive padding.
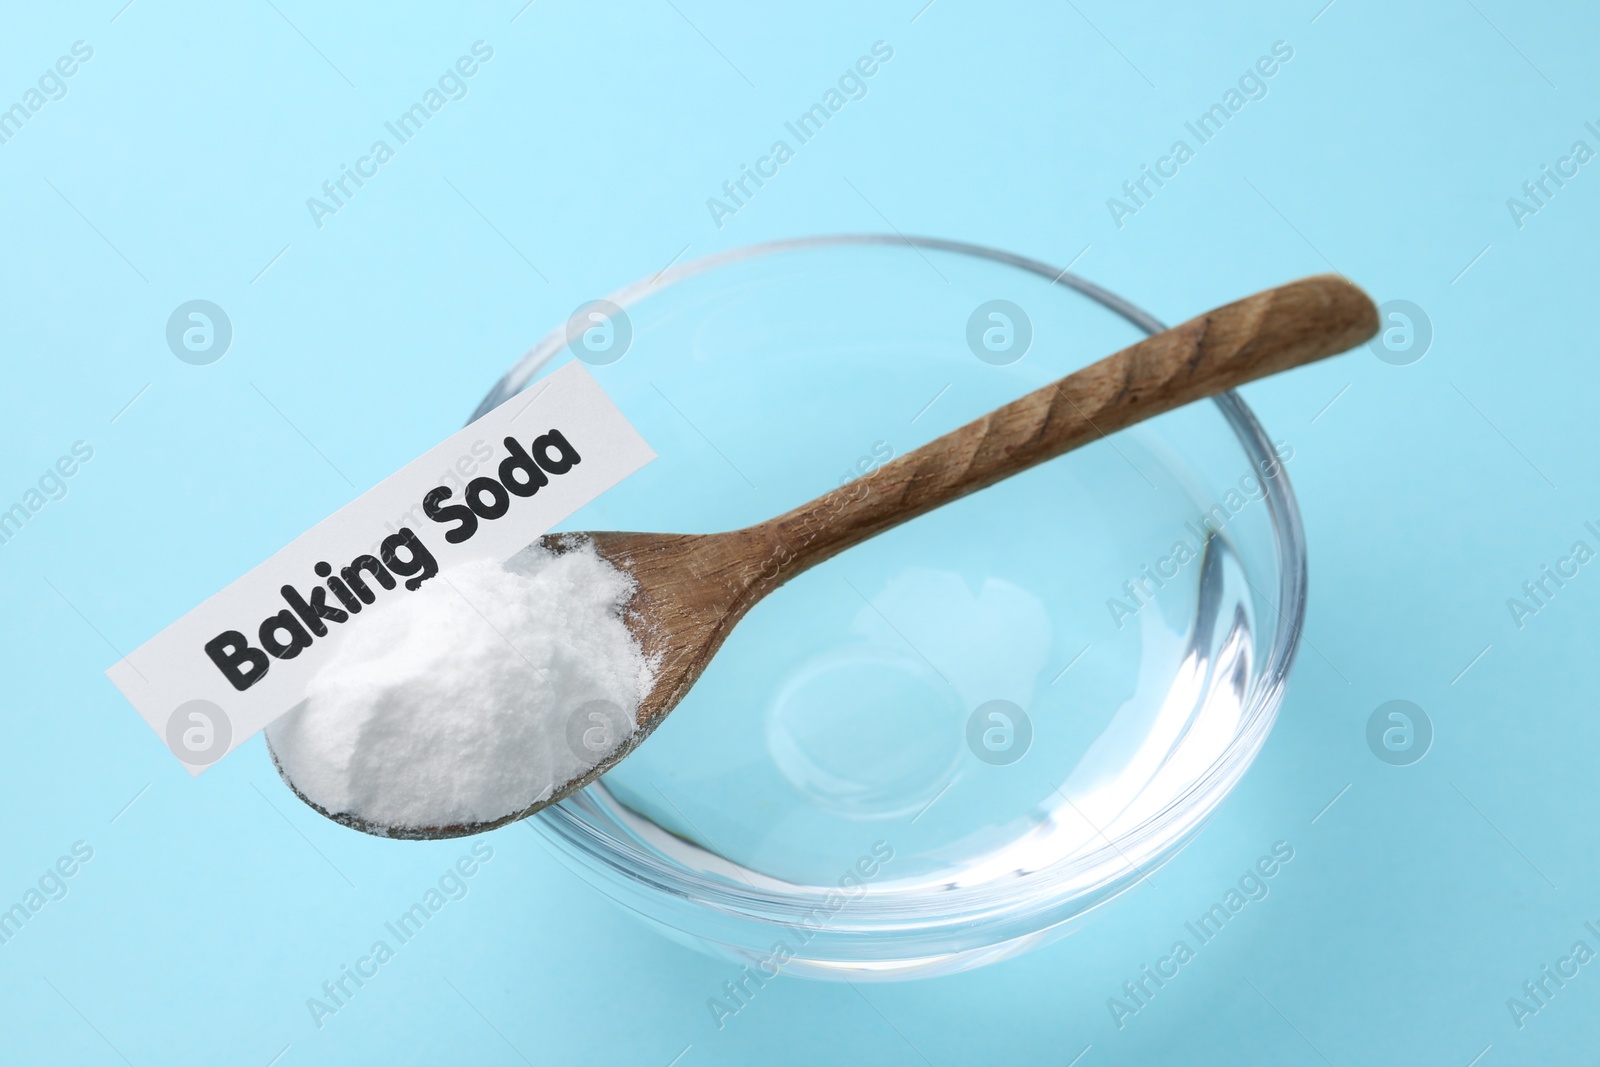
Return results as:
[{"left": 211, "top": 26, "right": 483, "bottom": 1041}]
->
[{"left": 287, "top": 274, "right": 1376, "bottom": 839}]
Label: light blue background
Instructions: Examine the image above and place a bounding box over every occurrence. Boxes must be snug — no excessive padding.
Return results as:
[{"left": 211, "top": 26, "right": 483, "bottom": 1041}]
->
[{"left": 1, "top": 1, "right": 1593, "bottom": 1063}]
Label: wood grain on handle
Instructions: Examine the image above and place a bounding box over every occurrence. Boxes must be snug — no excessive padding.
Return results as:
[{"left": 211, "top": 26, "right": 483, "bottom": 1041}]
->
[{"left": 754, "top": 274, "right": 1377, "bottom": 577}]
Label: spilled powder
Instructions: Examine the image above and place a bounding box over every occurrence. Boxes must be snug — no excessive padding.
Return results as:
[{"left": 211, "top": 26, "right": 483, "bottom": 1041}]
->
[{"left": 266, "top": 540, "right": 653, "bottom": 832}]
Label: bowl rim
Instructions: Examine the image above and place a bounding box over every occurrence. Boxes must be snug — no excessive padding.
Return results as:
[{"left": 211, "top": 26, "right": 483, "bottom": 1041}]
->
[{"left": 489, "top": 234, "right": 1309, "bottom": 933}]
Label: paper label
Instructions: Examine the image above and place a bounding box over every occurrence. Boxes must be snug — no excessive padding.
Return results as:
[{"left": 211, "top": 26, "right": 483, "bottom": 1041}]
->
[{"left": 106, "top": 362, "right": 655, "bottom": 773}]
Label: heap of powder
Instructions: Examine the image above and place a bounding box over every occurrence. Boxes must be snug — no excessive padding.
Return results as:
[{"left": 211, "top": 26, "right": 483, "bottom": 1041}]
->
[{"left": 266, "top": 540, "right": 653, "bottom": 831}]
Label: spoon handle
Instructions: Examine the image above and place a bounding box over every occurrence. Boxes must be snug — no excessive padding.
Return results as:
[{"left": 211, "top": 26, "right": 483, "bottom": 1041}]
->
[{"left": 754, "top": 274, "right": 1377, "bottom": 577}]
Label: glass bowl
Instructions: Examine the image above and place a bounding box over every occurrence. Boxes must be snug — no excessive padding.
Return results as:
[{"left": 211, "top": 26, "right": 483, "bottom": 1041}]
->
[{"left": 474, "top": 236, "right": 1306, "bottom": 981}]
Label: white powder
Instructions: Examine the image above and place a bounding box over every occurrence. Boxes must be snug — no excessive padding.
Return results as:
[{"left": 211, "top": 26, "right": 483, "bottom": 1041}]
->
[{"left": 266, "top": 540, "right": 652, "bottom": 832}]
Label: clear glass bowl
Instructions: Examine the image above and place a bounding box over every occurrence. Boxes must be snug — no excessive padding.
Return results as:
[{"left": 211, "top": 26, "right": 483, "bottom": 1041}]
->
[{"left": 473, "top": 236, "right": 1306, "bottom": 981}]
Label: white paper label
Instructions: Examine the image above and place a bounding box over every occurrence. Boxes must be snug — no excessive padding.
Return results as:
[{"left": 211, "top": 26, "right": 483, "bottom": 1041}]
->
[{"left": 107, "top": 362, "right": 655, "bottom": 773}]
